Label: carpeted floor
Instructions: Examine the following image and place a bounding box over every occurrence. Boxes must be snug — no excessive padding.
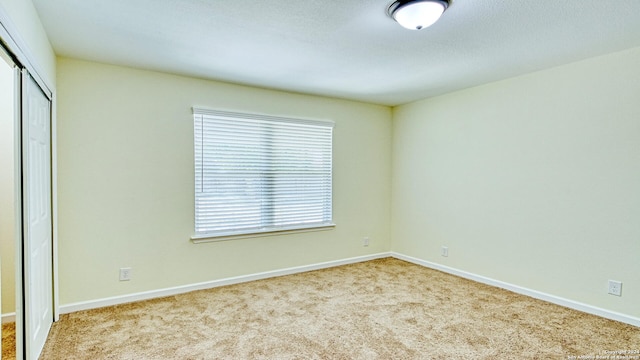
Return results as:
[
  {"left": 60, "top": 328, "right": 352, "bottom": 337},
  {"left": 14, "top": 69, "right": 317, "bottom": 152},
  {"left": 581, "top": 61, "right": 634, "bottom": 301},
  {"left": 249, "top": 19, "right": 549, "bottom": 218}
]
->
[
  {"left": 36, "top": 258, "right": 640, "bottom": 359},
  {"left": 2, "top": 321, "right": 15, "bottom": 359}
]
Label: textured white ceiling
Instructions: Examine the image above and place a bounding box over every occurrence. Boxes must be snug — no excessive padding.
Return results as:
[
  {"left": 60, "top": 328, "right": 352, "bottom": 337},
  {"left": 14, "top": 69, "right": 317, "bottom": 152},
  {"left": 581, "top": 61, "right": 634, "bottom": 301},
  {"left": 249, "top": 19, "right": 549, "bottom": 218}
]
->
[{"left": 33, "top": 0, "right": 640, "bottom": 106}]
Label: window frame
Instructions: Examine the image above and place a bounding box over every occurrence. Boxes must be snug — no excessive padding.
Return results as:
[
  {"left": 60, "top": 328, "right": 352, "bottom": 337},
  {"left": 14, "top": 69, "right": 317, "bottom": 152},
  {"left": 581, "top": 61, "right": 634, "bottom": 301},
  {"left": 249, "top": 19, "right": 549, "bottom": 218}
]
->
[{"left": 191, "top": 108, "right": 335, "bottom": 243}]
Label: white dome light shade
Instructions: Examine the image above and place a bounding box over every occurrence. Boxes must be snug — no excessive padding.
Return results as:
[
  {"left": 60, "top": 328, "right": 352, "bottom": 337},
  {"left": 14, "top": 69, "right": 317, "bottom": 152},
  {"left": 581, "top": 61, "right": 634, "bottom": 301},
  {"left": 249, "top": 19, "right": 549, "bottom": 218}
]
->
[{"left": 388, "top": 0, "right": 449, "bottom": 30}]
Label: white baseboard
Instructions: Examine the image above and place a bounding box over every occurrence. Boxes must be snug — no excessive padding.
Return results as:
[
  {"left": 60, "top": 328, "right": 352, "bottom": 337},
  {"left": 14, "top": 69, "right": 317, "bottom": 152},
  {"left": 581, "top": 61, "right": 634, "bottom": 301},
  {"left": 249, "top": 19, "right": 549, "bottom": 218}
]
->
[
  {"left": 1, "top": 312, "right": 15, "bottom": 324},
  {"left": 59, "top": 251, "right": 639, "bottom": 328},
  {"left": 391, "top": 252, "right": 640, "bottom": 328},
  {"left": 60, "top": 252, "right": 392, "bottom": 315}
]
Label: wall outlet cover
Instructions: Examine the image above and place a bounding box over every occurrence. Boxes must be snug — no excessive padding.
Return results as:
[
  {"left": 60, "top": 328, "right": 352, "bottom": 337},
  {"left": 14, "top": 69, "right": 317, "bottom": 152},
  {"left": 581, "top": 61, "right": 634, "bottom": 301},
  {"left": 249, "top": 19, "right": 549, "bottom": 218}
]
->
[
  {"left": 608, "top": 280, "right": 622, "bottom": 296},
  {"left": 441, "top": 246, "right": 449, "bottom": 257},
  {"left": 119, "top": 267, "right": 132, "bottom": 281}
]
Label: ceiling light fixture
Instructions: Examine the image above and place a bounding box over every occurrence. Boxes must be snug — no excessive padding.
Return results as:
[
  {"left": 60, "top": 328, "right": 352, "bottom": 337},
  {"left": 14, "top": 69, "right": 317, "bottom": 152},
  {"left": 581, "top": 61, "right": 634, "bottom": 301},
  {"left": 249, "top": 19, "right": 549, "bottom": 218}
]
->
[{"left": 387, "top": 0, "right": 450, "bottom": 30}]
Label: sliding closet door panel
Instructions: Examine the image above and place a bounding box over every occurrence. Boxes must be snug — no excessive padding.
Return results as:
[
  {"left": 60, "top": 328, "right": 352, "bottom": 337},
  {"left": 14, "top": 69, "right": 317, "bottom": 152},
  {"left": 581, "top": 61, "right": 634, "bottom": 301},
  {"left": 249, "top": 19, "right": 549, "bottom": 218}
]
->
[{"left": 21, "top": 71, "right": 52, "bottom": 360}]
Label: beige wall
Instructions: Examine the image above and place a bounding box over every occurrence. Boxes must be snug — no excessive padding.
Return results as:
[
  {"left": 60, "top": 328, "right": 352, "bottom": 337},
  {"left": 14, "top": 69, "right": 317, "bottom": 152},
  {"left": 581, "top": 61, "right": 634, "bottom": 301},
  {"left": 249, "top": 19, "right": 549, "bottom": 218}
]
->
[
  {"left": 58, "top": 47, "right": 640, "bottom": 320},
  {"left": 0, "top": 53, "right": 15, "bottom": 315},
  {"left": 56, "top": 58, "right": 392, "bottom": 305},
  {"left": 391, "top": 46, "right": 640, "bottom": 317}
]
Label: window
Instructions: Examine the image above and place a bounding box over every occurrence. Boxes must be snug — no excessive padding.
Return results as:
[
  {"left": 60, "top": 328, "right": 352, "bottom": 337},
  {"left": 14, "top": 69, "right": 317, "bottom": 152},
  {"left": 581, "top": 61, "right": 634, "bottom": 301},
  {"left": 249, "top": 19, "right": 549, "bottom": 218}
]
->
[{"left": 192, "top": 108, "right": 334, "bottom": 240}]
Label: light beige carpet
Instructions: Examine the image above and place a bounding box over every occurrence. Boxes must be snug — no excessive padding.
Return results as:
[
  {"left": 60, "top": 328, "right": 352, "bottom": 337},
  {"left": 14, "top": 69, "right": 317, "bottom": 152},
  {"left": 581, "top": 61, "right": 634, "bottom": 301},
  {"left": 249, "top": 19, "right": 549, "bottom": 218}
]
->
[
  {"left": 2, "top": 322, "right": 15, "bottom": 359},
  {"left": 40, "top": 258, "right": 639, "bottom": 359}
]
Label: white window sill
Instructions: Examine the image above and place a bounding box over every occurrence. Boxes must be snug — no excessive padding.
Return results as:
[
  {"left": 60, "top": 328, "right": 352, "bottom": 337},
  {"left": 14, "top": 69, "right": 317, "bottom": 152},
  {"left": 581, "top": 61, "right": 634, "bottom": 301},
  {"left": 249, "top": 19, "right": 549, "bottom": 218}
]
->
[{"left": 191, "top": 223, "right": 336, "bottom": 244}]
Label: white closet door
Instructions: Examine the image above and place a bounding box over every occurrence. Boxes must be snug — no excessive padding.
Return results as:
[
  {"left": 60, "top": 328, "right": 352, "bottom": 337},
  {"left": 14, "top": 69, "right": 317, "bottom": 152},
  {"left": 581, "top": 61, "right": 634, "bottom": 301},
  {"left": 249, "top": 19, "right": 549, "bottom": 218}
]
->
[{"left": 21, "top": 71, "right": 53, "bottom": 360}]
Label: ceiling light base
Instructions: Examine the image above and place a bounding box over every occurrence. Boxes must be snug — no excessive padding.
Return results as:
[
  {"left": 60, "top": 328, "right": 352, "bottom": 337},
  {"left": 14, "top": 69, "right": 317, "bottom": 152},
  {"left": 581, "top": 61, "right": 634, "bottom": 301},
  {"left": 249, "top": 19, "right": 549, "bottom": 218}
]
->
[{"left": 388, "top": 0, "right": 450, "bottom": 30}]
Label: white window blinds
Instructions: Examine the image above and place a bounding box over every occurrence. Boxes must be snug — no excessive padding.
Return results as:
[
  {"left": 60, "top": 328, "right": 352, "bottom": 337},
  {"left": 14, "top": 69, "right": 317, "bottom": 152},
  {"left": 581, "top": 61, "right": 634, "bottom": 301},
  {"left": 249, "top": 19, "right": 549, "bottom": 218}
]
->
[{"left": 193, "top": 108, "right": 334, "bottom": 238}]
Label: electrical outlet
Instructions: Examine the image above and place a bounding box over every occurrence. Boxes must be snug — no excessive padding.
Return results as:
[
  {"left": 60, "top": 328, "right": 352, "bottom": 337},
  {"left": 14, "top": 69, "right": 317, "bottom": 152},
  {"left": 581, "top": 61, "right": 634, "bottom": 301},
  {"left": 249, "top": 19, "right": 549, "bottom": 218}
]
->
[
  {"left": 363, "top": 237, "right": 370, "bottom": 247},
  {"left": 441, "top": 246, "right": 449, "bottom": 257},
  {"left": 608, "top": 280, "right": 622, "bottom": 296},
  {"left": 119, "top": 267, "right": 132, "bottom": 281}
]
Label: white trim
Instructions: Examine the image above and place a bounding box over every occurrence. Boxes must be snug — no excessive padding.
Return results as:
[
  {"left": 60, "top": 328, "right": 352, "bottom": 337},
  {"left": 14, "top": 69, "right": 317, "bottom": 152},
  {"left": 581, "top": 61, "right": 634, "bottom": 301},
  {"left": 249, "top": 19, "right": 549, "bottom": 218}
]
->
[
  {"left": 51, "top": 91, "right": 59, "bottom": 322},
  {"left": 13, "top": 64, "right": 24, "bottom": 360},
  {"left": 390, "top": 252, "right": 640, "bottom": 328},
  {"left": 58, "top": 251, "right": 639, "bottom": 328},
  {"left": 192, "top": 223, "right": 336, "bottom": 243},
  {"left": 59, "top": 253, "right": 391, "bottom": 314},
  {"left": 0, "top": 4, "right": 52, "bottom": 99},
  {"left": 2, "top": 312, "right": 16, "bottom": 324}
]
